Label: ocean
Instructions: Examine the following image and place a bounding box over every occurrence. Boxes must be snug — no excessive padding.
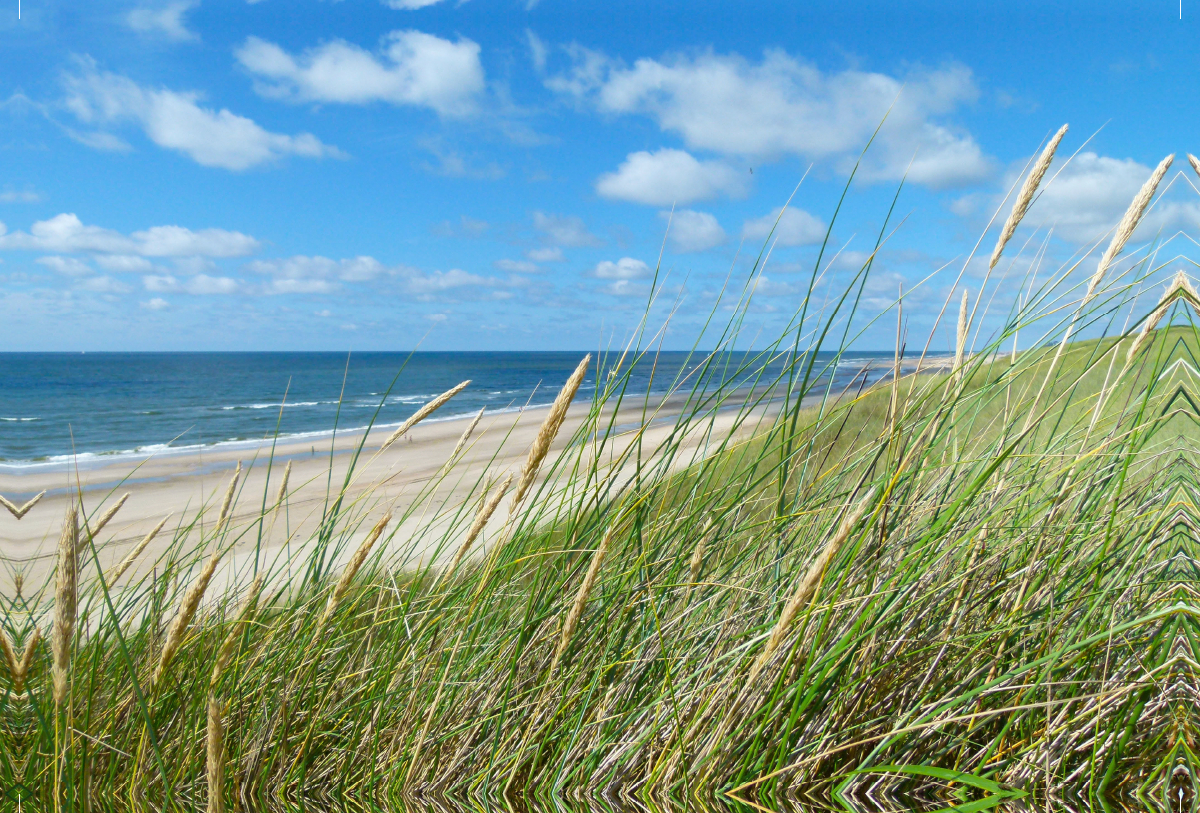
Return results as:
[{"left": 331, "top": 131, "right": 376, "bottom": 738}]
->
[{"left": 0, "top": 350, "right": 923, "bottom": 470}]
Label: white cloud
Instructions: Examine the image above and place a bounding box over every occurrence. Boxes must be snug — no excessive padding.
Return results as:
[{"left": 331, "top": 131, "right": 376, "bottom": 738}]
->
[
  {"left": 0, "top": 214, "right": 259, "bottom": 257},
  {"left": 246, "top": 255, "right": 384, "bottom": 282},
  {"left": 533, "top": 211, "right": 602, "bottom": 247},
  {"left": 0, "top": 189, "right": 42, "bottom": 203},
  {"left": 495, "top": 258, "right": 539, "bottom": 274},
  {"left": 95, "top": 255, "right": 154, "bottom": 272},
  {"left": 142, "top": 273, "right": 238, "bottom": 294},
  {"left": 527, "top": 30, "right": 548, "bottom": 72},
  {"left": 550, "top": 48, "right": 990, "bottom": 188},
  {"left": 662, "top": 209, "right": 725, "bottom": 252},
  {"left": 593, "top": 257, "right": 651, "bottom": 279},
  {"left": 527, "top": 246, "right": 564, "bottom": 262},
  {"left": 236, "top": 31, "right": 485, "bottom": 117},
  {"left": 141, "top": 297, "right": 170, "bottom": 310},
  {"left": 64, "top": 60, "right": 341, "bottom": 170},
  {"left": 127, "top": 1, "right": 199, "bottom": 42},
  {"left": 602, "top": 279, "right": 650, "bottom": 297},
  {"left": 37, "top": 256, "right": 92, "bottom": 276},
  {"left": 403, "top": 267, "right": 493, "bottom": 295},
  {"left": 596, "top": 149, "right": 746, "bottom": 205},
  {"left": 265, "top": 277, "right": 336, "bottom": 294},
  {"left": 742, "top": 207, "right": 826, "bottom": 247},
  {"left": 185, "top": 274, "right": 239, "bottom": 294},
  {"left": 78, "top": 275, "right": 131, "bottom": 293},
  {"left": 426, "top": 312, "right": 448, "bottom": 322},
  {"left": 383, "top": 0, "right": 449, "bottom": 7}
]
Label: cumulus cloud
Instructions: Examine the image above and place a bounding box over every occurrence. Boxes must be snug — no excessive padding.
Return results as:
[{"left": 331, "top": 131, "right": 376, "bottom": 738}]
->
[
  {"left": 141, "top": 297, "right": 170, "bottom": 310},
  {"left": 526, "top": 246, "right": 564, "bottom": 262},
  {"left": 0, "top": 214, "right": 259, "bottom": 257},
  {"left": 661, "top": 209, "right": 725, "bottom": 252},
  {"left": 533, "top": 211, "right": 602, "bottom": 247},
  {"left": 383, "top": 0, "right": 450, "bottom": 7},
  {"left": 1015, "top": 152, "right": 1194, "bottom": 245},
  {"left": 144, "top": 273, "right": 239, "bottom": 294},
  {"left": 742, "top": 207, "right": 826, "bottom": 247},
  {"left": 596, "top": 149, "right": 746, "bottom": 205},
  {"left": 36, "top": 255, "right": 92, "bottom": 276},
  {"left": 78, "top": 275, "right": 131, "bottom": 293},
  {"left": 236, "top": 31, "right": 485, "bottom": 117},
  {"left": 126, "top": 1, "right": 199, "bottom": 42},
  {"left": 0, "top": 189, "right": 42, "bottom": 203},
  {"left": 549, "top": 47, "right": 990, "bottom": 188},
  {"left": 494, "top": 258, "right": 539, "bottom": 273},
  {"left": 593, "top": 257, "right": 651, "bottom": 279},
  {"left": 64, "top": 59, "right": 341, "bottom": 170},
  {"left": 246, "top": 255, "right": 384, "bottom": 282},
  {"left": 95, "top": 255, "right": 154, "bottom": 272}
]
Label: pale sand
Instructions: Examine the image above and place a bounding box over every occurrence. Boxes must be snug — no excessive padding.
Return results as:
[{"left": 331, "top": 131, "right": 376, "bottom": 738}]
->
[{"left": 0, "top": 393, "right": 780, "bottom": 597}]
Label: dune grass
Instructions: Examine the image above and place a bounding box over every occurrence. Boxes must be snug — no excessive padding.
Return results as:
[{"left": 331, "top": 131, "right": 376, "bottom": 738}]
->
[{"left": 4, "top": 138, "right": 1200, "bottom": 813}]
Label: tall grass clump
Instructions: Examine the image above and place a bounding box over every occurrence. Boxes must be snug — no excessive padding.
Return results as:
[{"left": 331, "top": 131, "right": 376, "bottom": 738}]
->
[{"left": 3, "top": 126, "right": 1197, "bottom": 813}]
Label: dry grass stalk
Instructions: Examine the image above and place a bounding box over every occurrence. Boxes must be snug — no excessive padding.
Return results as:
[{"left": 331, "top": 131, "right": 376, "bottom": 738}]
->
[
  {"left": 76, "top": 492, "right": 130, "bottom": 554},
  {"left": 15, "top": 629, "right": 39, "bottom": 694},
  {"left": 380, "top": 380, "right": 470, "bottom": 451},
  {"left": 1087, "top": 153, "right": 1173, "bottom": 304},
  {"left": 52, "top": 506, "right": 79, "bottom": 707},
  {"left": 155, "top": 545, "right": 234, "bottom": 686},
  {"left": 0, "top": 632, "right": 17, "bottom": 688},
  {"left": 215, "top": 463, "right": 242, "bottom": 534},
  {"left": 210, "top": 573, "right": 265, "bottom": 691},
  {"left": 439, "top": 473, "right": 513, "bottom": 586},
  {"left": 687, "top": 517, "right": 712, "bottom": 597},
  {"left": 105, "top": 515, "right": 171, "bottom": 585},
  {"left": 272, "top": 461, "right": 292, "bottom": 521},
  {"left": 748, "top": 487, "right": 876, "bottom": 683},
  {"left": 549, "top": 526, "right": 612, "bottom": 676},
  {"left": 318, "top": 511, "right": 393, "bottom": 629},
  {"left": 0, "top": 490, "right": 45, "bottom": 519},
  {"left": 207, "top": 696, "right": 225, "bottom": 813},
  {"left": 1128, "top": 271, "right": 1198, "bottom": 362},
  {"left": 954, "top": 289, "right": 969, "bottom": 382},
  {"left": 988, "top": 124, "right": 1067, "bottom": 271},
  {"left": 510, "top": 355, "right": 591, "bottom": 515},
  {"left": 449, "top": 407, "right": 485, "bottom": 463}
]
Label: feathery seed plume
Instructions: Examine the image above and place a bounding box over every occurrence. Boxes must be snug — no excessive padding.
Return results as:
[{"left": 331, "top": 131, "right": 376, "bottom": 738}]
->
[
  {"left": 954, "top": 289, "right": 969, "bottom": 382},
  {"left": 0, "top": 632, "right": 17, "bottom": 688},
  {"left": 988, "top": 124, "right": 1067, "bottom": 271},
  {"left": 381, "top": 381, "right": 470, "bottom": 452},
  {"left": 510, "top": 355, "right": 590, "bottom": 515},
  {"left": 272, "top": 461, "right": 292, "bottom": 521},
  {"left": 1087, "top": 154, "right": 1173, "bottom": 305},
  {"left": 441, "top": 473, "right": 512, "bottom": 586},
  {"left": 207, "top": 696, "right": 225, "bottom": 813},
  {"left": 154, "top": 541, "right": 231, "bottom": 687},
  {"left": 1128, "top": 271, "right": 1198, "bottom": 362},
  {"left": 77, "top": 492, "right": 130, "bottom": 554},
  {"left": 106, "top": 515, "right": 171, "bottom": 585},
  {"left": 1190, "top": 153, "right": 1200, "bottom": 179},
  {"left": 0, "top": 490, "right": 45, "bottom": 520},
  {"left": 687, "top": 517, "right": 712, "bottom": 597},
  {"left": 15, "top": 629, "right": 39, "bottom": 694},
  {"left": 211, "top": 573, "right": 265, "bottom": 691},
  {"left": 549, "top": 526, "right": 611, "bottom": 676},
  {"left": 749, "top": 487, "right": 876, "bottom": 683},
  {"left": 215, "top": 463, "right": 242, "bottom": 535},
  {"left": 52, "top": 506, "right": 78, "bottom": 706},
  {"left": 448, "top": 407, "right": 485, "bottom": 464},
  {"left": 319, "top": 511, "right": 393, "bottom": 629}
]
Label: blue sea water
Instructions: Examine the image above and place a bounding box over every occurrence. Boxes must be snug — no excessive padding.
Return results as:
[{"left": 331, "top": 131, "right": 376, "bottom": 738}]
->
[{"left": 0, "top": 351, "right": 916, "bottom": 469}]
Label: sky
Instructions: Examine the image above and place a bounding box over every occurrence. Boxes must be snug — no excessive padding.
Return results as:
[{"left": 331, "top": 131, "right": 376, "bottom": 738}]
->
[{"left": 0, "top": 0, "right": 1197, "bottom": 351}]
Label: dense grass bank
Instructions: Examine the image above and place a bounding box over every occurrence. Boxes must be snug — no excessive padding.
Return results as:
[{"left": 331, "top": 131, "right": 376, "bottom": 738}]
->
[{"left": 5, "top": 134, "right": 1200, "bottom": 812}]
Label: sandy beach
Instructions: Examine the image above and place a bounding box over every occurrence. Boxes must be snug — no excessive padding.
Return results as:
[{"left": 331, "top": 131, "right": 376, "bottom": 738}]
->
[{"left": 0, "top": 391, "right": 779, "bottom": 594}]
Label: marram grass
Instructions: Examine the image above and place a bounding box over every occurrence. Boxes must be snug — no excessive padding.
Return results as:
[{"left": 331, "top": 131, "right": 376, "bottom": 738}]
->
[{"left": 4, "top": 135, "right": 1200, "bottom": 813}]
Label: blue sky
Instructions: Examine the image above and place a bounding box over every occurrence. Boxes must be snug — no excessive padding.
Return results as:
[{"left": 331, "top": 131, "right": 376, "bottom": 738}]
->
[{"left": 0, "top": 0, "right": 1195, "bottom": 351}]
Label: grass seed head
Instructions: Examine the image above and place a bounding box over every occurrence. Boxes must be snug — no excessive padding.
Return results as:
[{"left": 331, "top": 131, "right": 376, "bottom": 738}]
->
[
  {"left": 510, "top": 354, "right": 591, "bottom": 514},
  {"left": 52, "top": 505, "right": 79, "bottom": 707},
  {"left": 207, "top": 696, "right": 225, "bottom": 813},
  {"left": 319, "top": 510, "right": 393, "bottom": 629},
  {"left": 1088, "top": 153, "right": 1173, "bottom": 303},
  {"left": 988, "top": 124, "right": 1067, "bottom": 271},
  {"left": 550, "top": 526, "right": 612, "bottom": 676},
  {"left": 0, "top": 490, "right": 45, "bottom": 520},
  {"left": 155, "top": 542, "right": 229, "bottom": 687},
  {"left": 381, "top": 380, "right": 470, "bottom": 451},
  {"left": 106, "top": 514, "right": 171, "bottom": 585}
]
